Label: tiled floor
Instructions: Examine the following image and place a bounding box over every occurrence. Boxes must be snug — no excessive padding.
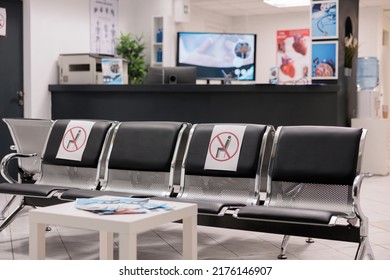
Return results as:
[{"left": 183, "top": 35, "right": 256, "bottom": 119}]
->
[{"left": 0, "top": 175, "right": 389, "bottom": 260}]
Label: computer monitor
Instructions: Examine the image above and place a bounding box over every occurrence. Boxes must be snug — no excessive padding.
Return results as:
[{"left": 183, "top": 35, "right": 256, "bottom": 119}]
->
[
  {"left": 146, "top": 66, "right": 197, "bottom": 84},
  {"left": 177, "top": 32, "right": 257, "bottom": 81}
]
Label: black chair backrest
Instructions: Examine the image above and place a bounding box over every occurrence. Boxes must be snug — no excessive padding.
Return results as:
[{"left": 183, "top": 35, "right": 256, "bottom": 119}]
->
[
  {"left": 270, "top": 126, "right": 364, "bottom": 186},
  {"left": 185, "top": 123, "right": 269, "bottom": 178},
  {"left": 43, "top": 119, "right": 114, "bottom": 168},
  {"left": 179, "top": 123, "right": 273, "bottom": 205},
  {"left": 100, "top": 121, "right": 190, "bottom": 197},
  {"left": 35, "top": 119, "right": 116, "bottom": 190},
  {"left": 108, "top": 121, "right": 186, "bottom": 172}
]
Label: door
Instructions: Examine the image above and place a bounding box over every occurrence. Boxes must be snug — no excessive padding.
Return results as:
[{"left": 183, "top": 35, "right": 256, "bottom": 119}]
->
[{"left": 0, "top": 0, "right": 24, "bottom": 182}]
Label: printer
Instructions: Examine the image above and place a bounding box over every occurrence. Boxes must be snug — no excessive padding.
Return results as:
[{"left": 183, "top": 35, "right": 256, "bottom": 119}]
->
[{"left": 58, "top": 53, "right": 128, "bottom": 84}]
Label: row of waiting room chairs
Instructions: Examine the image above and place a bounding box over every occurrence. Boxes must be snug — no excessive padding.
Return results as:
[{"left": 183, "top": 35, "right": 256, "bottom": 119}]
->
[{"left": 0, "top": 118, "right": 374, "bottom": 260}]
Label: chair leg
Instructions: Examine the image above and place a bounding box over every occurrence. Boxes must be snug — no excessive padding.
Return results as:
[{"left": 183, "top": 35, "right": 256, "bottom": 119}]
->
[
  {"left": 306, "top": 238, "right": 315, "bottom": 244},
  {"left": 278, "top": 235, "right": 290, "bottom": 259},
  {"left": 0, "top": 195, "right": 17, "bottom": 220},
  {"left": 355, "top": 236, "right": 375, "bottom": 260},
  {"left": 0, "top": 199, "right": 26, "bottom": 232}
]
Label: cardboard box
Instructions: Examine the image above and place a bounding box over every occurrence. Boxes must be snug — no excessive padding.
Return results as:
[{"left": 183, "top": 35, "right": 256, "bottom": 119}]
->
[{"left": 101, "top": 58, "right": 128, "bottom": 85}]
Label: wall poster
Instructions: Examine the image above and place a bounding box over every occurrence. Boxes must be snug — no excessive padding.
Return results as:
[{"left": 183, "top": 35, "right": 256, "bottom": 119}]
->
[
  {"left": 0, "top": 7, "right": 6, "bottom": 37},
  {"left": 90, "top": 0, "right": 119, "bottom": 55},
  {"left": 311, "top": 1, "right": 338, "bottom": 40},
  {"left": 311, "top": 40, "right": 338, "bottom": 80},
  {"left": 276, "top": 29, "right": 311, "bottom": 85}
]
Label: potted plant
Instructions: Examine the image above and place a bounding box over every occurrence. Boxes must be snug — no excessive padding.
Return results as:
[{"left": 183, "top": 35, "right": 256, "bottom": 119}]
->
[
  {"left": 344, "top": 34, "right": 358, "bottom": 77},
  {"left": 116, "top": 33, "right": 147, "bottom": 84}
]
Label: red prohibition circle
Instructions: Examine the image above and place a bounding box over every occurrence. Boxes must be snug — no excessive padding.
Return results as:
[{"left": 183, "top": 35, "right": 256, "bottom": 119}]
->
[
  {"left": 61, "top": 126, "right": 87, "bottom": 152},
  {"left": 209, "top": 132, "right": 240, "bottom": 162}
]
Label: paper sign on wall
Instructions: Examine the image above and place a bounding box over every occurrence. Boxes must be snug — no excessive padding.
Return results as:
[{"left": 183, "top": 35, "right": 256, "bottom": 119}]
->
[
  {"left": 0, "top": 7, "right": 6, "bottom": 37},
  {"left": 276, "top": 29, "right": 311, "bottom": 85},
  {"left": 90, "top": 0, "right": 118, "bottom": 55},
  {"left": 204, "top": 125, "right": 246, "bottom": 171},
  {"left": 56, "top": 121, "right": 95, "bottom": 161}
]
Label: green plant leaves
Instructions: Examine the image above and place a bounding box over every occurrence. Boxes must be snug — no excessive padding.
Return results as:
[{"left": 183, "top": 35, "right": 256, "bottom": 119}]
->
[{"left": 116, "top": 33, "right": 147, "bottom": 84}]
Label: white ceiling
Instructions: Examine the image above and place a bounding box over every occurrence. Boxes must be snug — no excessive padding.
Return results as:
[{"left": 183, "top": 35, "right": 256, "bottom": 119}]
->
[{"left": 190, "top": 0, "right": 390, "bottom": 17}]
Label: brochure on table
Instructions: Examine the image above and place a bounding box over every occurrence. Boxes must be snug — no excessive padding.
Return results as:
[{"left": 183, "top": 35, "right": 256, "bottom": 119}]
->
[{"left": 75, "top": 197, "right": 172, "bottom": 215}]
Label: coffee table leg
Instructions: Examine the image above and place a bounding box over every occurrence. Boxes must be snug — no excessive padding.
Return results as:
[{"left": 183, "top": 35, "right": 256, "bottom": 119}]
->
[
  {"left": 29, "top": 220, "right": 46, "bottom": 260},
  {"left": 99, "top": 231, "right": 114, "bottom": 260},
  {"left": 119, "top": 233, "right": 137, "bottom": 260},
  {"left": 182, "top": 214, "right": 197, "bottom": 260}
]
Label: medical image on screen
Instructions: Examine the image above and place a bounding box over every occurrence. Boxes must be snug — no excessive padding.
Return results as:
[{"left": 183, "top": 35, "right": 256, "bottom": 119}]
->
[{"left": 177, "top": 32, "right": 256, "bottom": 81}]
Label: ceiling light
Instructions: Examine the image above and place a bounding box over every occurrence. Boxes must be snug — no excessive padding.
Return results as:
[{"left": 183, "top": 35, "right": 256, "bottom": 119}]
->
[{"left": 263, "top": 0, "right": 310, "bottom": 8}]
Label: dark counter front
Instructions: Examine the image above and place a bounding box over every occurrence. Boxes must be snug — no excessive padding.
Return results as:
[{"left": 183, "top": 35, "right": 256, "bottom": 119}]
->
[{"left": 49, "top": 84, "right": 344, "bottom": 127}]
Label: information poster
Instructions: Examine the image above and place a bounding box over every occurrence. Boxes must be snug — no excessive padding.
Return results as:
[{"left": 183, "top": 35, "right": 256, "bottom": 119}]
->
[
  {"left": 90, "top": 0, "right": 118, "bottom": 55},
  {"left": 0, "top": 7, "right": 6, "bottom": 37},
  {"left": 312, "top": 41, "right": 338, "bottom": 79},
  {"left": 276, "top": 29, "right": 311, "bottom": 85},
  {"left": 311, "top": 1, "right": 338, "bottom": 39}
]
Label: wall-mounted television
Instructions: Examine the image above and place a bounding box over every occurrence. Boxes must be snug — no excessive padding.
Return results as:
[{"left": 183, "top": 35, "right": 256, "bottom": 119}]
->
[{"left": 177, "top": 32, "right": 256, "bottom": 81}]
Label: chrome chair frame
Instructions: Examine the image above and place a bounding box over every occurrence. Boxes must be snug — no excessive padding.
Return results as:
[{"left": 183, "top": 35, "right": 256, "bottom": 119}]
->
[
  {"left": 0, "top": 119, "right": 117, "bottom": 232},
  {"left": 57, "top": 121, "right": 191, "bottom": 200},
  {"left": 234, "top": 125, "right": 374, "bottom": 260},
  {"left": 100, "top": 121, "right": 191, "bottom": 197},
  {"left": 176, "top": 123, "right": 274, "bottom": 216},
  {"left": 1, "top": 118, "right": 53, "bottom": 220}
]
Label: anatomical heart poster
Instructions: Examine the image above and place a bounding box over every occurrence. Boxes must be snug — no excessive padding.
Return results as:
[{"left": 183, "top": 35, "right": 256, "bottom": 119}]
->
[{"left": 276, "top": 29, "right": 311, "bottom": 85}]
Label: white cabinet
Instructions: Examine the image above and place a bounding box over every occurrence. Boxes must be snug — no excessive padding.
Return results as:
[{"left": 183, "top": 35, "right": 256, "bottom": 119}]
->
[
  {"left": 351, "top": 118, "right": 390, "bottom": 175},
  {"left": 150, "top": 16, "right": 174, "bottom": 67},
  {"left": 151, "top": 16, "right": 163, "bottom": 67}
]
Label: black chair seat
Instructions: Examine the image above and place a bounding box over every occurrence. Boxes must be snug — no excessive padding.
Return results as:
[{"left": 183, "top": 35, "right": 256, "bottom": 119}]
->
[
  {"left": 0, "top": 183, "right": 70, "bottom": 197},
  {"left": 59, "top": 188, "right": 133, "bottom": 200},
  {"left": 178, "top": 199, "right": 226, "bottom": 214},
  {"left": 153, "top": 196, "right": 245, "bottom": 215},
  {"left": 237, "top": 205, "right": 346, "bottom": 225},
  {"left": 63, "top": 190, "right": 245, "bottom": 214}
]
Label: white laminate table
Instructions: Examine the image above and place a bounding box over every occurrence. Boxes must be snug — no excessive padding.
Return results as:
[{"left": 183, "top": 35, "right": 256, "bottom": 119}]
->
[{"left": 29, "top": 196, "right": 197, "bottom": 260}]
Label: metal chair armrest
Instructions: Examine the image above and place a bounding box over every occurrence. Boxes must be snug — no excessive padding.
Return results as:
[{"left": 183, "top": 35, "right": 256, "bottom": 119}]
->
[
  {"left": 1, "top": 152, "right": 38, "bottom": 184},
  {"left": 352, "top": 173, "right": 369, "bottom": 236}
]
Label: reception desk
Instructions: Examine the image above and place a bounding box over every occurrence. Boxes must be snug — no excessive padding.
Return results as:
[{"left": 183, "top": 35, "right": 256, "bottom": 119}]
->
[{"left": 49, "top": 84, "right": 344, "bottom": 127}]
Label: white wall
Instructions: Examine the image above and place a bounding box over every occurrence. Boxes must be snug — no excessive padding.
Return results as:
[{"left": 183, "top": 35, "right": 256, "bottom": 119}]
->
[
  {"left": 23, "top": 0, "right": 90, "bottom": 118},
  {"left": 358, "top": 7, "right": 389, "bottom": 107},
  {"left": 118, "top": 0, "right": 137, "bottom": 37},
  {"left": 358, "top": 7, "right": 382, "bottom": 57},
  {"left": 176, "top": 6, "right": 233, "bottom": 33},
  {"left": 123, "top": 0, "right": 174, "bottom": 65},
  {"left": 231, "top": 12, "right": 309, "bottom": 83},
  {"left": 23, "top": 0, "right": 139, "bottom": 119},
  {"left": 382, "top": 15, "right": 390, "bottom": 106},
  {"left": 22, "top": 1, "right": 389, "bottom": 118}
]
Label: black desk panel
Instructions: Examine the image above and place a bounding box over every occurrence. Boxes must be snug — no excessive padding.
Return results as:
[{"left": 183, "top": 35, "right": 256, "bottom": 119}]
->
[{"left": 49, "top": 84, "right": 343, "bottom": 127}]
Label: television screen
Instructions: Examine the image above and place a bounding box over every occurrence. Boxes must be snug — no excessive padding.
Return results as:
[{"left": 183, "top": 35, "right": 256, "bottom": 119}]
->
[{"left": 177, "top": 32, "right": 256, "bottom": 81}]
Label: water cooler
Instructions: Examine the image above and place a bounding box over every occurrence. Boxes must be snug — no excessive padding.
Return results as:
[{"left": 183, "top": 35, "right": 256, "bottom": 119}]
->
[
  {"left": 356, "top": 57, "right": 380, "bottom": 118},
  {"left": 352, "top": 57, "right": 390, "bottom": 175}
]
